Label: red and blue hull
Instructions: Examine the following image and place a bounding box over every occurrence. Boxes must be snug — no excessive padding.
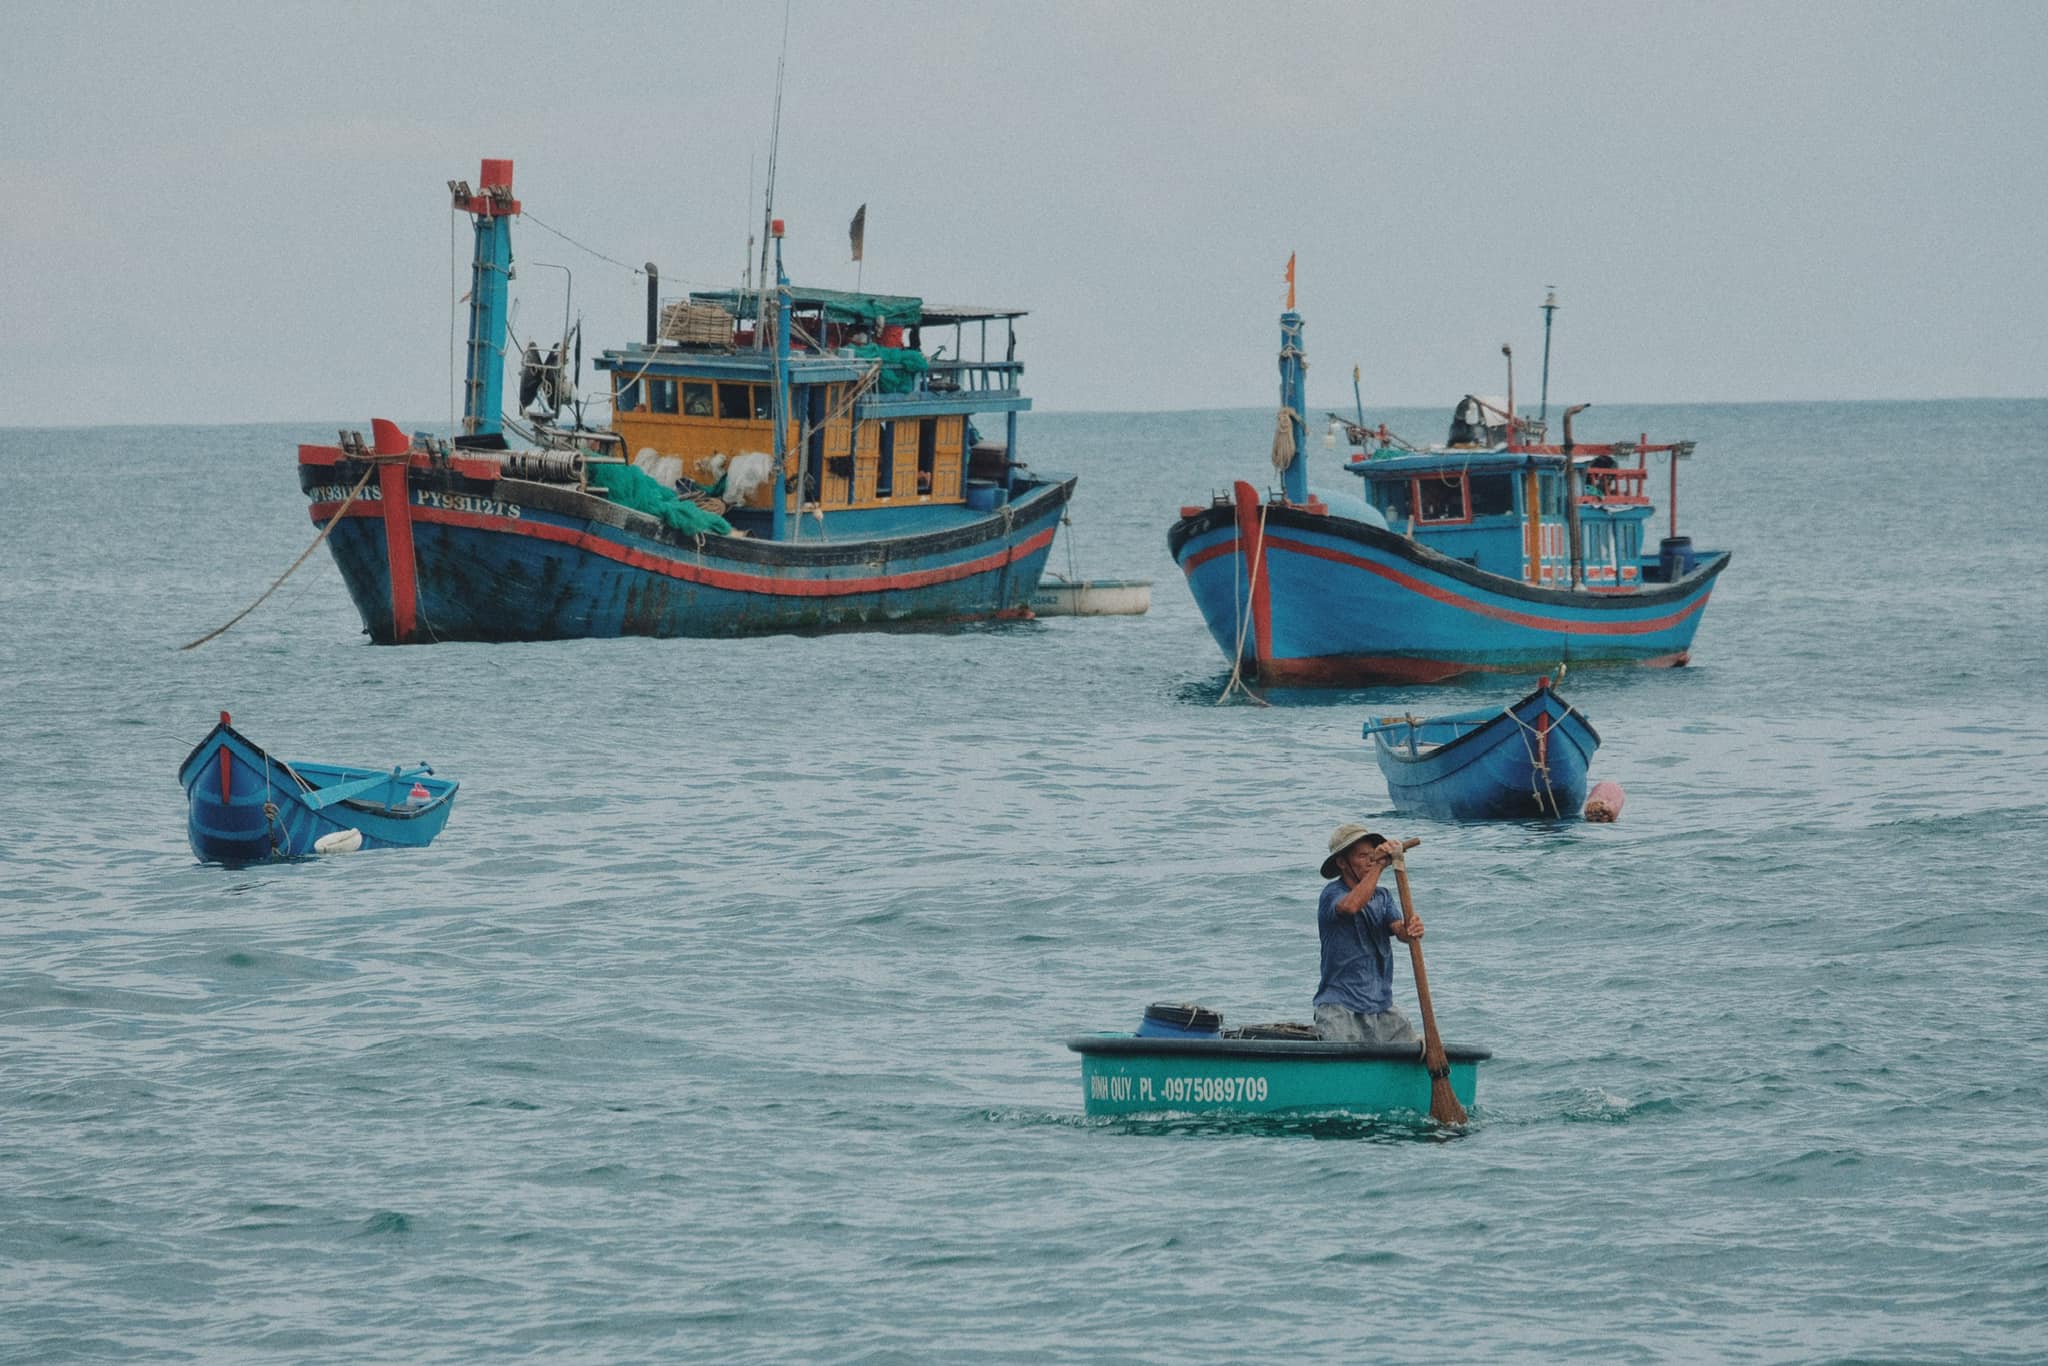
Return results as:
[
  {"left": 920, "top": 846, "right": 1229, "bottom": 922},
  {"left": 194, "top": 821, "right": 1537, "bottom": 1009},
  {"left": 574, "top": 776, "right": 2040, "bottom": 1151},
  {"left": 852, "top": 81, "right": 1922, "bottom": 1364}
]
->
[
  {"left": 1169, "top": 489, "right": 1729, "bottom": 687},
  {"left": 300, "top": 445, "right": 1074, "bottom": 643}
]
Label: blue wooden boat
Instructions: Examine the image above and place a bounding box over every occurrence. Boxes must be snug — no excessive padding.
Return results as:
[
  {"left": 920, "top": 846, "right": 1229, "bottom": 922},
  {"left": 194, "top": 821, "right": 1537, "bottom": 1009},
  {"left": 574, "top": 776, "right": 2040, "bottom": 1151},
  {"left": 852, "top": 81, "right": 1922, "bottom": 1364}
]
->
[
  {"left": 178, "top": 712, "right": 458, "bottom": 864},
  {"left": 1365, "top": 678, "right": 1599, "bottom": 820},
  {"left": 298, "top": 160, "right": 1072, "bottom": 643},
  {"left": 1168, "top": 285, "right": 1730, "bottom": 686}
]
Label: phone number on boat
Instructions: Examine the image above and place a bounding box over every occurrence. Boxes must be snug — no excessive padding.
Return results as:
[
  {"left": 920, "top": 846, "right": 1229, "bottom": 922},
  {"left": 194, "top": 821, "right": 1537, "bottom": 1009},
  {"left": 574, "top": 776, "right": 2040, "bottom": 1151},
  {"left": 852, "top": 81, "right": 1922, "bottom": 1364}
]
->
[{"left": 1159, "top": 1075, "right": 1268, "bottom": 1104}]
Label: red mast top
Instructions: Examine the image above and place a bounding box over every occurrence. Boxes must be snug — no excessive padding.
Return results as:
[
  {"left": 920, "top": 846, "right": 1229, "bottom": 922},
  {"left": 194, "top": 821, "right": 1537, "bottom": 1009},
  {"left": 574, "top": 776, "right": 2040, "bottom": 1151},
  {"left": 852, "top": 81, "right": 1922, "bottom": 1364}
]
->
[{"left": 451, "top": 158, "right": 520, "bottom": 217}]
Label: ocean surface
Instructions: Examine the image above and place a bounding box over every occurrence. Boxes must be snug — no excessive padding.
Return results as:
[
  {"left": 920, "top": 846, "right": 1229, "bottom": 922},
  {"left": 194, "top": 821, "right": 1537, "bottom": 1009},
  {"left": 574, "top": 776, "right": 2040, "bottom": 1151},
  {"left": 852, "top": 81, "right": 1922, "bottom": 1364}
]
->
[{"left": 2, "top": 400, "right": 2045, "bottom": 1363}]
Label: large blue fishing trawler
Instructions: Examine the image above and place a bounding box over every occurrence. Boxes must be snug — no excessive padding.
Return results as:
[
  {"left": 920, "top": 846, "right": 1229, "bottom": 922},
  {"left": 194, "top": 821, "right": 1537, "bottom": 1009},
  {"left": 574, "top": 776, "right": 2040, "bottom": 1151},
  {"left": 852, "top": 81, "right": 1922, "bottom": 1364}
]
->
[
  {"left": 1169, "top": 287, "right": 1730, "bottom": 686},
  {"left": 299, "top": 161, "right": 1072, "bottom": 643}
]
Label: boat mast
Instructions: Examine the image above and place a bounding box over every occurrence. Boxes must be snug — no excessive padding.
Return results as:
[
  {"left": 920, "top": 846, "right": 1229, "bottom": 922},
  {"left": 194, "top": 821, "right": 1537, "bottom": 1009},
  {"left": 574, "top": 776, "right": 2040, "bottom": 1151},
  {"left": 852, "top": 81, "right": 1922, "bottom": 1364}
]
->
[
  {"left": 770, "top": 220, "right": 791, "bottom": 542},
  {"left": 451, "top": 160, "right": 522, "bottom": 438},
  {"left": 1538, "top": 288, "right": 1558, "bottom": 425},
  {"left": 754, "top": 2, "right": 792, "bottom": 348},
  {"left": 1278, "top": 309, "right": 1308, "bottom": 505}
]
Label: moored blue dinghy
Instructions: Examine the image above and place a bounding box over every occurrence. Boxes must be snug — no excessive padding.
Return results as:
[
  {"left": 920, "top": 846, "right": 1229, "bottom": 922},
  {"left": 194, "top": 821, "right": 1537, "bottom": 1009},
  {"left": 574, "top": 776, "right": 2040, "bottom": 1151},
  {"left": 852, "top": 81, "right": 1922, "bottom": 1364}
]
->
[
  {"left": 178, "top": 712, "right": 458, "bottom": 865},
  {"left": 1366, "top": 677, "right": 1598, "bottom": 820}
]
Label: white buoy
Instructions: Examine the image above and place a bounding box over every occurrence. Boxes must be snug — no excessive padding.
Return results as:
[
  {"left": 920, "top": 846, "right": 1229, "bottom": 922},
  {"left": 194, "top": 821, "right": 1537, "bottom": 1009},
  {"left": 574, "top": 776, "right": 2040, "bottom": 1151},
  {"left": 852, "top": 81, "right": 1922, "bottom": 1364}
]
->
[{"left": 314, "top": 828, "right": 364, "bottom": 855}]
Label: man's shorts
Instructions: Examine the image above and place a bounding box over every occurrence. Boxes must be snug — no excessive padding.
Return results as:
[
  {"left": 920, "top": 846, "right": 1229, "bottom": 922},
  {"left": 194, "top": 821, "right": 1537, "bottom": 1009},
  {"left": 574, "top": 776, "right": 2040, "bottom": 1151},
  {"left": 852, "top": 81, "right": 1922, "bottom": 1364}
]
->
[{"left": 1313, "top": 1002, "right": 1420, "bottom": 1045}]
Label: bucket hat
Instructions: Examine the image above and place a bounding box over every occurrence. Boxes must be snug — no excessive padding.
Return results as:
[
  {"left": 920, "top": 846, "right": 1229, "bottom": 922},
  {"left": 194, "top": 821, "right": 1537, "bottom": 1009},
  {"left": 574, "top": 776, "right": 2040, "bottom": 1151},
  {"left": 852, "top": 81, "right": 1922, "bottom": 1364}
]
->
[{"left": 1320, "top": 823, "right": 1385, "bottom": 879}]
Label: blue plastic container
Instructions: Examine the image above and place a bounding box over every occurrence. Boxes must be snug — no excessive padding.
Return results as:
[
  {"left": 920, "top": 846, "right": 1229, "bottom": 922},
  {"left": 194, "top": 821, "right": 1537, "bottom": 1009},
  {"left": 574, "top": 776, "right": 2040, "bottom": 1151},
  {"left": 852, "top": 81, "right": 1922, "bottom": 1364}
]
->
[{"left": 1136, "top": 1002, "right": 1223, "bottom": 1039}]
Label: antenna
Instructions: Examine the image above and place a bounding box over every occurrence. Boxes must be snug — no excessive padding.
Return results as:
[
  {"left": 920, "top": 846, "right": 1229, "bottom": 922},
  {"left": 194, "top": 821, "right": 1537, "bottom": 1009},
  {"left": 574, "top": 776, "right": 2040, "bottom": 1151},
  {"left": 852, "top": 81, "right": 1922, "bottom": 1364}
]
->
[
  {"left": 754, "top": 0, "right": 792, "bottom": 348},
  {"left": 1539, "top": 287, "right": 1559, "bottom": 423}
]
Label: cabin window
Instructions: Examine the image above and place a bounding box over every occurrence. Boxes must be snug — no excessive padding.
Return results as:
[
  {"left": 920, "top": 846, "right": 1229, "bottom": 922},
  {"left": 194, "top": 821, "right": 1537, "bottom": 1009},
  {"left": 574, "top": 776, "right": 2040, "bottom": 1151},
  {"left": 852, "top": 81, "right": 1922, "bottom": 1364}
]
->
[
  {"left": 1374, "top": 479, "right": 1411, "bottom": 523},
  {"left": 681, "top": 381, "right": 714, "bottom": 417},
  {"left": 752, "top": 385, "right": 774, "bottom": 420},
  {"left": 650, "top": 379, "right": 678, "bottom": 415},
  {"left": 1418, "top": 475, "right": 1469, "bottom": 523},
  {"left": 718, "top": 383, "right": 751, "bottom": 420},
  {"left": 1539, "top": 473, "right": 1564, "bottom": 518},
  {"left": 876, "top": 423, "right": 895, "bottom": 498},
  {"left": 1470, "top": 474, "right": 1515, "bottom": 517},
  {"left": 616, "top": 378, "right": 641, "bottom": 412},
  {"left": 917, "top": 418, "right": 937, "bottom": 493}
]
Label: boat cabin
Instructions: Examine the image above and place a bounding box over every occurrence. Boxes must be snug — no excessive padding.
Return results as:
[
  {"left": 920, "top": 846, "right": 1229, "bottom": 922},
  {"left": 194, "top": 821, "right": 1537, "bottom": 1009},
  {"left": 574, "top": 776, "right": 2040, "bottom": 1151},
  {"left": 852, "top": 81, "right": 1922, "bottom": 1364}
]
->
[
  {"left": 1345, "top": 443, "right": 1659, "bottom": 589},
  {"left": 594, "top": 286, "right": 1030, "bottom": 538}
]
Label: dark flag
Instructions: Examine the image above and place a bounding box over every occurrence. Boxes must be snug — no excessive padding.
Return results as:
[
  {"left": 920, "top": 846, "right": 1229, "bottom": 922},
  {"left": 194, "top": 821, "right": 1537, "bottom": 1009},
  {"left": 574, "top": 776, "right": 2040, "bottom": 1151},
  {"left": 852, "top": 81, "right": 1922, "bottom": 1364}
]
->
[{"left": 849, "top": 203, "right": 866, "bottom": 263}]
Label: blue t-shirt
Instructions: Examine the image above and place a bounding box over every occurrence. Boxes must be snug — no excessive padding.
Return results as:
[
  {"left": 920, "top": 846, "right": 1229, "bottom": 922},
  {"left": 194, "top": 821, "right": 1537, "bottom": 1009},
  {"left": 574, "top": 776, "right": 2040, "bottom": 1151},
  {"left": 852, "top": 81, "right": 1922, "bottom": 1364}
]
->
[{"left": 1313, "top": 878, "right": 1401, "bottom": 1015}]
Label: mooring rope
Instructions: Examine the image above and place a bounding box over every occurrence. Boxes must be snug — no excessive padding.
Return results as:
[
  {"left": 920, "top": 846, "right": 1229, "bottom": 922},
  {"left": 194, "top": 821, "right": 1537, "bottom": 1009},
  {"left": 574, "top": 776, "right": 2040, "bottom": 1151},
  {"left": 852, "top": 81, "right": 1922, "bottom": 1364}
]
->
[
  {"left": 1504, "top": 706, "right": 1563, "bottom": 816},
  {"left": 1218, "top": 497, "right": 1273, "bottom": 707},
  {"left": 181, "top": 462, "right": 378, "bottom": 651}
]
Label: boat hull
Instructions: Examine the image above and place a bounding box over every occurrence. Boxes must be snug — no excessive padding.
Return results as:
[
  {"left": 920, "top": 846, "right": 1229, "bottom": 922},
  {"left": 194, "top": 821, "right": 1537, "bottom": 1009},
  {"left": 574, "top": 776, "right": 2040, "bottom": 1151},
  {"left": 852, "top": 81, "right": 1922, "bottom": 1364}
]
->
[
  {"left": 1168, "top": 494, "right": 1729, "bottom": 686},
  {"left": 1370, "top": 682, "right": 1599, "bottom": 820},
  {"left": 177, "top": 722, "right": 457, "bottom": 865},
  {"left": 1067, "top": 1035, "right": 1487, "bottom": 1118},
  {"left": 301, "top": 447, "right": 1075, "bottom": 644}
]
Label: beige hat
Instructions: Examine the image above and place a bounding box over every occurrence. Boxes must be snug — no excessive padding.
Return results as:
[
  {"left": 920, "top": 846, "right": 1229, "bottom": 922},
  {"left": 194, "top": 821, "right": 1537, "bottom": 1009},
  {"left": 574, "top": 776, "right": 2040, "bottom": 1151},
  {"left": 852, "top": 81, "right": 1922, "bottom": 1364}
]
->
[{"left": 1320, "top": 823, "right": 1386, "bottom": 879}]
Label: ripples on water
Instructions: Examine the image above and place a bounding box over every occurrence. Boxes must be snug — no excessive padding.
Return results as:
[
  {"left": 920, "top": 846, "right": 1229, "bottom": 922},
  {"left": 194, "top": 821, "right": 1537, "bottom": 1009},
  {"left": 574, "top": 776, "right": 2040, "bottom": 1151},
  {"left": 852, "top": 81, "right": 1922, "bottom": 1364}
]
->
[{"left": 2, "top": 403, "right": 2046, "bottom": 1361}]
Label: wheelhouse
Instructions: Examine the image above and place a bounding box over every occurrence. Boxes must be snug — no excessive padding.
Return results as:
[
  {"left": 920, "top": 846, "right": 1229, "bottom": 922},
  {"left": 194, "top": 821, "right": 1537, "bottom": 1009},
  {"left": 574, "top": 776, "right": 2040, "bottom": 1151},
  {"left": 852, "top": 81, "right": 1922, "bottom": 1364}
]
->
[
  {"left": 1346, "top": 446, "right": 1658, "bottom": 589},
  {"left": 594, "top": 286, "right": 1031, "bottom": 535}
]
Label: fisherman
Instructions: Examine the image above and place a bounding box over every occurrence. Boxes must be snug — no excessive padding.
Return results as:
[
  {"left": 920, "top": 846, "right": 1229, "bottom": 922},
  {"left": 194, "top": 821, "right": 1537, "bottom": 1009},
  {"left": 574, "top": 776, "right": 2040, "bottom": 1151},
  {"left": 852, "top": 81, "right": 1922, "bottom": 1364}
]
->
[{"left": 1313, "top": 824, "right": 1424, "bottom": 1044}]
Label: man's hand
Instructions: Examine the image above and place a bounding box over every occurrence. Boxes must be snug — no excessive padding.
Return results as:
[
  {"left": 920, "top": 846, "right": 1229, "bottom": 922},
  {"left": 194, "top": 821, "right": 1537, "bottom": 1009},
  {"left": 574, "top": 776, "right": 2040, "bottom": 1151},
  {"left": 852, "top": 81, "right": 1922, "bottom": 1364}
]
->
[{"left": 1392, "top": 913, "right": 1424, "bottom": 942}]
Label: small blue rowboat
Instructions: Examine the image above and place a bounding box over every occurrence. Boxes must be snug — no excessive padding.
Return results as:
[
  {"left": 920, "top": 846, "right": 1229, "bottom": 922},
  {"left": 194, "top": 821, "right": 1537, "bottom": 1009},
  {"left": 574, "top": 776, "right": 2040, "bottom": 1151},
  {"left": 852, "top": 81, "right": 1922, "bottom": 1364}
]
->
[
  {"left": 1365, "top": 677, "right": 1598, "bottom": 820},
  {"left": 178, "top": 712, "right": 459, "bottom": 865}
]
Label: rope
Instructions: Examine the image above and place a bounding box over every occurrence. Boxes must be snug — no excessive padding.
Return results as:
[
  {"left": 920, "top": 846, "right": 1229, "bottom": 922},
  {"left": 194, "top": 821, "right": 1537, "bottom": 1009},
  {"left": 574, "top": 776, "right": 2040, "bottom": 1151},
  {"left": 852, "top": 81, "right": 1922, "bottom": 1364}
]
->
[
  {"left": 1503, "top": 705, "right": 1564, "bottom": 816},
  {"left": 1217, "top": 498, "right": 1272, "bottom": 707},
  {"left": 181, "top": 462, "right": 377, "bottom": 651},
  {"left": 518, "top": 211, "right": 649, "bottom": 279}
]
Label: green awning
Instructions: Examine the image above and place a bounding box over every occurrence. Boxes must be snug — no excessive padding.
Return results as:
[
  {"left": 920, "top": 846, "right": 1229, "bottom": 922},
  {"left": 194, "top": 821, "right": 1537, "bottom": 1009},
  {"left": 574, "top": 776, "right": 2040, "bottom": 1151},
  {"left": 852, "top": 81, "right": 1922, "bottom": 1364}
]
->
[{"left": 690, "top": 287, "right": 923, "bottom": 327}]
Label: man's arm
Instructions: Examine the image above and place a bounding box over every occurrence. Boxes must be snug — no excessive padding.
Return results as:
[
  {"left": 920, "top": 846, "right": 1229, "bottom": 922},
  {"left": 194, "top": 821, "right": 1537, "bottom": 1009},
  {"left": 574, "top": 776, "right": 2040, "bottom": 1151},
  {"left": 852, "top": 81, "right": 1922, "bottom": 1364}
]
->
[{"left": 1333, "top": 847, "right": 1391, "bottom": 914}]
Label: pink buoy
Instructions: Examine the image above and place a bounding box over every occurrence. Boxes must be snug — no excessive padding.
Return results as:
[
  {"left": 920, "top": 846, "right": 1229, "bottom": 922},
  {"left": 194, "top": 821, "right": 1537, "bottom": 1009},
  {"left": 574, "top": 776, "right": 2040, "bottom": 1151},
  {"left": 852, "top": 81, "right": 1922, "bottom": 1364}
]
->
[{"left": 1583, "top": 780, "right": 1626, "bottom": 823}]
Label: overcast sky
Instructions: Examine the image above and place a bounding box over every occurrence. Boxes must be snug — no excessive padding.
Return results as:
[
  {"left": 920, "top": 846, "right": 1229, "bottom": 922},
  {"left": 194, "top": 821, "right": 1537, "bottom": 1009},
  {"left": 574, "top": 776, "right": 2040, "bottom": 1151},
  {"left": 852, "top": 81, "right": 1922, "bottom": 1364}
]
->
[{"left": 6, "top": 1, "right": 2044, "bottom": 426}]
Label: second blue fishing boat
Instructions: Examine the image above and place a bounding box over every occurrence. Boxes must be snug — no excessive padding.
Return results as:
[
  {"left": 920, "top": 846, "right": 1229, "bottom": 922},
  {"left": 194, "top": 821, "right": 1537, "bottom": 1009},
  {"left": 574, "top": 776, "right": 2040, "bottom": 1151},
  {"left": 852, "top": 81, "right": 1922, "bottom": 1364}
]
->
[{"left": 1365, "top": 678, "right": 1598, "bottom": 820}]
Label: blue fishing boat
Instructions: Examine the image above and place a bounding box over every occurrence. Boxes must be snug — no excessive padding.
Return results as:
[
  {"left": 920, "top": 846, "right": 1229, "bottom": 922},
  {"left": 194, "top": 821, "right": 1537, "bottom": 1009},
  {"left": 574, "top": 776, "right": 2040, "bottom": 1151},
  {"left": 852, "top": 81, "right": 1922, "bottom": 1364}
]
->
[
  {"left": 178, "top": 713, "right": 458, "bottom": 865},
  {"left": 1168, "top": 283, "right": 1730, "bottom": 686},
  {"left": 1365, "top": 678, "right": 1599, "bottom": 820},
  {"left": 298, "top": 160, "right": 1072, "bottom": 643}
]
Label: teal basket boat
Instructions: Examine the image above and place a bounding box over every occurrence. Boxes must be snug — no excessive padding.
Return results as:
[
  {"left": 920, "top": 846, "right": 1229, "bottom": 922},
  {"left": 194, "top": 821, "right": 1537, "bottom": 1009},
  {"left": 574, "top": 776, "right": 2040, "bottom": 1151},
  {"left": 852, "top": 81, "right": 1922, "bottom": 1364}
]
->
[{"left": 1067, "top": 1034, "right": 1490, "bottom": 1119}]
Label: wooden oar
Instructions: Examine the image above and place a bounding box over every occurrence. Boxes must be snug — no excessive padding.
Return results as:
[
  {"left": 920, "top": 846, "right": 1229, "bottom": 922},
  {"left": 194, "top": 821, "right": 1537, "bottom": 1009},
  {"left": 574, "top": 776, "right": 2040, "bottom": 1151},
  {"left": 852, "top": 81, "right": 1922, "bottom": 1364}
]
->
[{"left": 1387, "top": 843, "right": 1469, "bottom": 1126}]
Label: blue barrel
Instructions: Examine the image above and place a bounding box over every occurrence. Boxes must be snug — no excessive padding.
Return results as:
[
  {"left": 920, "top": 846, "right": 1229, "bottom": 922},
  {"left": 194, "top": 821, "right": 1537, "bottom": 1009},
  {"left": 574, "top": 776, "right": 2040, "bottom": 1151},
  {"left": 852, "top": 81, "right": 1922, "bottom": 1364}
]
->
[
  {"left": 1137, "top": 1002, "right": 1223, "bottom": 1038},
  {"left": 1657, "top": 536, "right": 1697, "bottom": 581}
]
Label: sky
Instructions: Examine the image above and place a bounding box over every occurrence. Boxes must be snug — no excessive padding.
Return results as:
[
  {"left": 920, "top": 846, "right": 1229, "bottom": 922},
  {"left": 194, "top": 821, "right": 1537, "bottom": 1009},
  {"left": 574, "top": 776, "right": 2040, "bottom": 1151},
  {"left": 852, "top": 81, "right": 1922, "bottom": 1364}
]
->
[{"left": 5, "top": 1, "right": 2044, "bottom": 425}]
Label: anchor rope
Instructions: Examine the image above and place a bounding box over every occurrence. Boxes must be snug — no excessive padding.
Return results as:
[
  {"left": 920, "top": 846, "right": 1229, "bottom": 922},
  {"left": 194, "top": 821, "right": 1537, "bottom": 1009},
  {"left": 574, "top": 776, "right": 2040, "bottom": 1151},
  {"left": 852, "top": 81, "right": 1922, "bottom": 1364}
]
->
[
  {"left": 1503, "top": 705, "right": 1564, "bottom": 816},
  {"left": 1218, "top": 497, "right": 1273, "bottom": 707},
  {"left": 181, "top": 462, "right": 377, "bottom": 651}
]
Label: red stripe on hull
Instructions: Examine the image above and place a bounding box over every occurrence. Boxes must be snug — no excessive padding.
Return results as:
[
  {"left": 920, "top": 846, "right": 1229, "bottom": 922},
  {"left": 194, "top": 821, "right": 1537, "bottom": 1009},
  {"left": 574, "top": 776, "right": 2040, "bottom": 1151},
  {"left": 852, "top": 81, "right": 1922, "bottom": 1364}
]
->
[
  {"left": 1232, "top": 482, "right": 1272, "bottom": 662},
  {"left": 1258, "top": 649, "right": 1692, "bottom": 686},
  {"left": 375, "top": 461, "right": 419, "bottom": 641},
  {"left": 1261, "top": 534, "right": 1710, "bottom": 637},
  {"left": 310, "top": 501, "right": 1054, "bottom": 599}
]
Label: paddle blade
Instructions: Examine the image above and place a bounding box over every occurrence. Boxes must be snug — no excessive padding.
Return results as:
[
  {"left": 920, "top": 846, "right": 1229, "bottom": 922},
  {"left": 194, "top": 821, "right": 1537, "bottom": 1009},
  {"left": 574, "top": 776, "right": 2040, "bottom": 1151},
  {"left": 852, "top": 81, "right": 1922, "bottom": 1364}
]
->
[{"left": 1429, "top": 1075, "right": 1469, "bottom": 1126}]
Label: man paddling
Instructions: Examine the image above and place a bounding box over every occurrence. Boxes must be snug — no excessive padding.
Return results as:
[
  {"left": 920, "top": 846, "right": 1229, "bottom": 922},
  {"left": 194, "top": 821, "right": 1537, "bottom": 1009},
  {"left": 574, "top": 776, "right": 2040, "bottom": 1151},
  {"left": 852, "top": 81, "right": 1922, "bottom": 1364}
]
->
[{"left": 1313, "top": 824, "right": 1424, "bottom": 1044}]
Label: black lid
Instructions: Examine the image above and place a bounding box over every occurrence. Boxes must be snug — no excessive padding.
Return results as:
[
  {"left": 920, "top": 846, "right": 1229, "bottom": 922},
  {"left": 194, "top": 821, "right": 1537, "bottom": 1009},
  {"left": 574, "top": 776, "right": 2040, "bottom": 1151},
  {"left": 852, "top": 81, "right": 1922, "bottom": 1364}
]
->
[{"left": 1143, "top": 1002, "right": 1223, "bottom": 1031}]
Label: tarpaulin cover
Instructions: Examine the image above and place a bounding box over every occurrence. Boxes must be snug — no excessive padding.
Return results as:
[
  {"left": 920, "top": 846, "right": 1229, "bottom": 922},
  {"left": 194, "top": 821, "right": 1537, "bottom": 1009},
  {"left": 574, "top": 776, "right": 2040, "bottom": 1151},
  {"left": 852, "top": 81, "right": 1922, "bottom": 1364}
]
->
[
  {"left": 691, "top": 288, "right": 923, "bottom": 327},
  {"left": 585, "top": 462, "right": 733, "bottom": 537},
  {"left": 851, "top": 344, "right": 931, "bottom": 395}
]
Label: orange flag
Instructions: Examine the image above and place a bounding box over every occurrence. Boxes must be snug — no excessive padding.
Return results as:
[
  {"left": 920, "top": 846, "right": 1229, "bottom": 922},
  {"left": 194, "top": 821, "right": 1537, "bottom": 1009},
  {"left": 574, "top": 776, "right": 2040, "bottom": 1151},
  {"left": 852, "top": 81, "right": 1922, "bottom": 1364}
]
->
[{"left": 1285, "top": 252, "right": 1296, "bottom": 310}]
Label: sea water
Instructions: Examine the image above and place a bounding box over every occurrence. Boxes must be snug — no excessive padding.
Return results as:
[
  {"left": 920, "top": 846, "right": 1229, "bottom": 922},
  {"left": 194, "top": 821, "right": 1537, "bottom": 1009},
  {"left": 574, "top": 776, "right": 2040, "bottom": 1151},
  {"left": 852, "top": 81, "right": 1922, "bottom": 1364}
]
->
[{"left": 2, "top": 402, "right": 2044, "bottom": 1361}]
